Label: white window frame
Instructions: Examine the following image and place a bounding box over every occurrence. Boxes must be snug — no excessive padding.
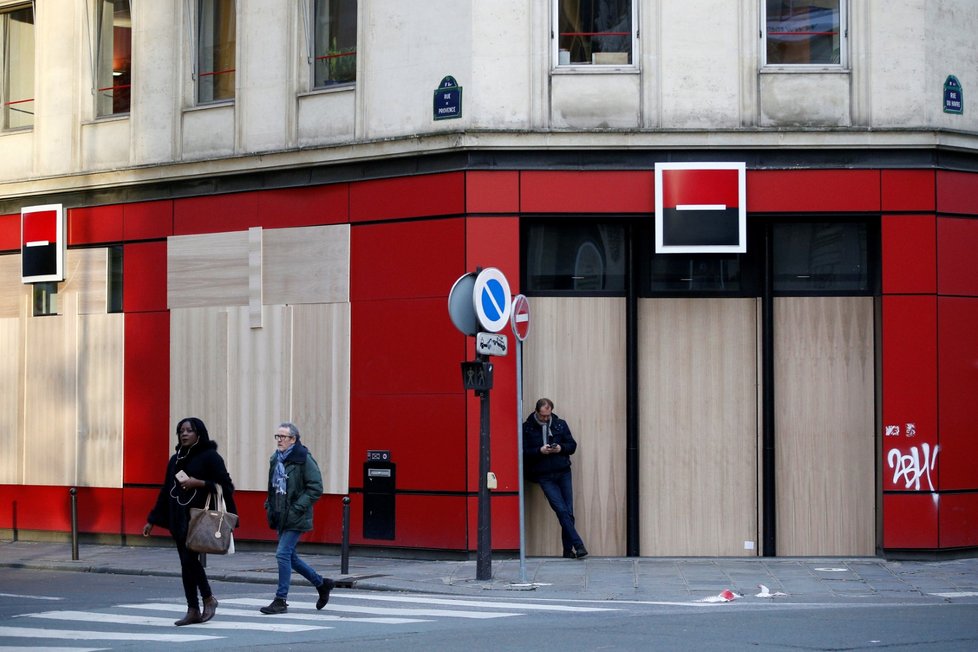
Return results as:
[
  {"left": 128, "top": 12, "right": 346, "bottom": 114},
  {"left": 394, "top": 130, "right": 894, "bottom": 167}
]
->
[
  {"left": 761, "top": 0, "right": 848, "bottom": 70},
  {"left": 192, "top": 0, "right": 236, "bottom": 105},
  {"left": 552, "top": 0, "right": 638, "bottom": 71},
  {"left": 301, "top": 0, "right": 357, "bottom": 90},
  {"left": 88, "top": 0, "right": 132, "bottom": 117}
]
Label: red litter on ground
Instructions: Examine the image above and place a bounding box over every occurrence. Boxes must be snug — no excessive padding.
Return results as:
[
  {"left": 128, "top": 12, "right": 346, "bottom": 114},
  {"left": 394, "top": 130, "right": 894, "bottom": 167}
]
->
[{"left": 696, "top": 589, "right": 740, "bottom": 603}]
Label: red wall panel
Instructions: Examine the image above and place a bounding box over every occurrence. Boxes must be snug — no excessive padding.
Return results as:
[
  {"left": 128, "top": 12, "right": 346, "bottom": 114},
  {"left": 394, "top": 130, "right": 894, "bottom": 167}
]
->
[
  {"left": 747, "top": 170, "right": 881, "bottom": 213},
  {"left": 881, "top": 214, "right": 936, "bottom": 295},
  {"left": 349, "top": 172, "right": 465, "bottom": 222},
  {"left": 123, "top": 200, "right": 173, "bottom": 241},
  {"left": 0, "top": 213, "right": 17, "bottom": 251},
  {"left": 881, "top": 295, "right": 937, "bottom": 494},
  {"left": 881, "top": 170, "right": 935, "bottom": 212},
  {"left": 0, "top": 486, "right": 121, "bottom": 533},
  {"left": 124, "top": 487, "right": 162, "bottom": 536},
  {"left": 123, "top": 241, "right": 167, "bottom": 313},
  {"left": 350, "top": 218, "right": 465, "bottom": 301},
  {"left": 347, "top": 494, "right": 468, "bottom": 549},
  {"left": 256, "top": 184, "right": 349, "bottom": 228},
  {"left": 937, "top": 297, "right": 978, "bottom": 490},
  {"left": 123, "top": 311, "right": 170, "bottom": 485},
  {"left": 68, "top": 205, "right": 124, "bottom": 245},
  {"left": 349, "top": 393, "right": 467, "bottom": 492},
  {"left": 936, "top": 170, "right": 978, "bottom": 215},
  {"left": 466, "top": 171, "right": 520, "bottom": 214},
  {"left": 882, "top": 493, "right": 939, "bottom": 549},
  {"left": 520, "top": 171, "right": 654, "bottom": 214},
  {"left": 939, "top": 493, "right": 978, "bottom": 548},
  {"left": 173, "top": 192, "right": 259, "bottom": 235},
  {"left": 465, "top": 495, "right": 520, "bottom": 550},
  {"left": 937, "top": 217, "right": 978, "bottom": 296},
  {"left": 351, "top": 298, "right": 465, "bottom": 395}
]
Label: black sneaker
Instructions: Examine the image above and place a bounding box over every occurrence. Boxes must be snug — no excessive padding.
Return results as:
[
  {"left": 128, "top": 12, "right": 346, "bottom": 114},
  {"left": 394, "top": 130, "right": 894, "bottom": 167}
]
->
[
  {"left": 574, "top": 547, "right": 589, "bottom": 559},
  {"left": 316, "top": 579, "right": 335, "bottom": 610},
  {"left": 259, "top": 598, "right": 288, "bottom": 614},
  {"left": 562, "top": 550, "right": 577, "bottom": 559}
]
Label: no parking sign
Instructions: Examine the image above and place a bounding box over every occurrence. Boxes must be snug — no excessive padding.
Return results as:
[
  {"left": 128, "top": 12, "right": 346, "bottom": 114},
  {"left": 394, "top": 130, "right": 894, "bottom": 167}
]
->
[{"left": 473, "top": 268, "right": 511, "bottom": 333}]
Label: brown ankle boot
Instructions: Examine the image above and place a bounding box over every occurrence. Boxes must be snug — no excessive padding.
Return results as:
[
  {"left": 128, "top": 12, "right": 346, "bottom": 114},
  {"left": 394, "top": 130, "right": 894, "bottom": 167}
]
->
[
  {"left": 174, "top": 607, "right": 202, "bottom": 626},
  {"left": 201, "top": 596, "right": 218, "bottom": 622}
]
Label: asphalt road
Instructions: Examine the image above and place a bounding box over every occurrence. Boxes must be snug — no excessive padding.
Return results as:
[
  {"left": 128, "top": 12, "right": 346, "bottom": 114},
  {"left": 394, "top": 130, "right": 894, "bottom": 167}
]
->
[{"left": 1, "top": 568, "right": 977, "bottom": 651}]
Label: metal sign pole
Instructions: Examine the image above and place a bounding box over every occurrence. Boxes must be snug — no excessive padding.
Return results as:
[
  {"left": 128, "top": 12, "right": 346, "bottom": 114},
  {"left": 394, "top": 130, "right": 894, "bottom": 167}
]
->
[
  {"left": 476, "top": 352, "right": 492, "bottom": 581},
  {"left": 516, "top": 339, "right": 527, "bottom": 583}
]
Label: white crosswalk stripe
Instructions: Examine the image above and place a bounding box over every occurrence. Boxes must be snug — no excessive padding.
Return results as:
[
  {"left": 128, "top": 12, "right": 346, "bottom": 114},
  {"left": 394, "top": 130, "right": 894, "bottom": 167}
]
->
[{"left": 1, "top": 591, "right": 620, "bottom": 646}]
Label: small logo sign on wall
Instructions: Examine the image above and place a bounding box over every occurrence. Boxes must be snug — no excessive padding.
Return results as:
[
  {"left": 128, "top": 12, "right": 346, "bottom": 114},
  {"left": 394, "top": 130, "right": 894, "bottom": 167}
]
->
[
  {"left": 433, "top": 76, "right": 462, "bottom": 120},
  {"left": 654, "top": 162, "right": 746, "bottom": 254},
  {"left": 944, "top": 75, "right": 963, "bottom": 114},
  {"left": 21, "top": 204, "right": 65, "bottom": 283}
]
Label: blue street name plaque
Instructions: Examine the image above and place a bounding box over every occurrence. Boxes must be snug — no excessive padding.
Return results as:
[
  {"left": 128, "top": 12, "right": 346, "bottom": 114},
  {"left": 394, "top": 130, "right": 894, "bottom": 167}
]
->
[
  {"left": 434, "top": 75, "right": 462, "bottom": 120},
  {"left": 944, "top": 75, "right": 963, "bottom": 115}
]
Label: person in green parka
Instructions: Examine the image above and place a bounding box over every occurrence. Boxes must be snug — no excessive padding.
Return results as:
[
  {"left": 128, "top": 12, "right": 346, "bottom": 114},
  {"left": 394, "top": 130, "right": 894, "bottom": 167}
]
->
[{"left": 259, "top": 422, "right": 335, "bottom": 615}]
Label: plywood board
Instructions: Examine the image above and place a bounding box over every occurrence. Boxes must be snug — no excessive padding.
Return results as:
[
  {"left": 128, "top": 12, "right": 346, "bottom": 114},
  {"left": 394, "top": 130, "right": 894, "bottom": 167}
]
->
[
  {"left": 167, "top": 231, "right": 249, "bottom": 309},
  {"left": 63, "top": 248, "right": 107, "bottom": 315},
  {"left": 23, "top": 296, "right": 77, "bottom": 485},
  {"left": 76, "top": 313, "right": 124, "bottom": 487},
  {"left": 774, "top": 297, "right": 876, "bottom": 555},
  {"left": 262, "top": 224, "right": 350, "bottom": 305},
  {"left": 522, "top": 297, "right": 627, "bottom": 557},
  {"left": 169, "top": 307, "right": 230, "bottom": 457},
  {"left": 0, "top": 254, "right": 27, "bottom": 318},
  {"left": 638, "top": 298, "right": 760, "bottom": 556},
  {"left": 226, "top": 305, "right": 291, "bottom": 492},
  {"left": 291, "top": 303, "right": 351, "bottom": 495},
  {"left": 0, "top": 317, "right": 23, "bottom": 483}
]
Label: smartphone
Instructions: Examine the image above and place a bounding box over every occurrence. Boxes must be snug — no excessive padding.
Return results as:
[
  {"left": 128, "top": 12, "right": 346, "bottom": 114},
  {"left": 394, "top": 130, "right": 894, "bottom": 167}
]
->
[{"left": 175, "top": 470, "right": 189, "bottom": 483}]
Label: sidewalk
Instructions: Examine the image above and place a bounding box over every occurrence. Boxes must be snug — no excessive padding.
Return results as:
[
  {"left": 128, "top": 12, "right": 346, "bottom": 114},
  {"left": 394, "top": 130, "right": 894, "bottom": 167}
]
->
[{"left": 3, "top": 540, "right": 978, "bottom": 605}]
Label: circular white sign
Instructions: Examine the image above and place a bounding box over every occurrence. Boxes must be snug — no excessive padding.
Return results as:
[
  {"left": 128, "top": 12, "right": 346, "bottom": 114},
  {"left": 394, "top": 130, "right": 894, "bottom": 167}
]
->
[
  {"left": 511, "top": 294, "right": 530, "bottom": 341},
  {"left": 473, "top": 268, "right": 511, "bottom": 333}
]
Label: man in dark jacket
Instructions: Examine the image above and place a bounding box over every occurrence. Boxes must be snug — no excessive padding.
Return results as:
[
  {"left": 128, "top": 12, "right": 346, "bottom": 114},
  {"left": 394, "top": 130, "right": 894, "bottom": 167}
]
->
[
  {"left": 522, "top": 398, "right": 588, "bottom": 559},
  {"left": 259, "top": 422, "right": 335, "bottom": 614}
]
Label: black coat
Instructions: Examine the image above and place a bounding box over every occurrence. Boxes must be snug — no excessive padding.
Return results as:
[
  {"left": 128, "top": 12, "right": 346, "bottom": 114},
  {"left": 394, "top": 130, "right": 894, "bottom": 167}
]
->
[
  {"left": 522, "top": 412, "right": 577, "bottom": 480},
  {"left": 147, "top": 439, "right": 237, "bottom": 541}
]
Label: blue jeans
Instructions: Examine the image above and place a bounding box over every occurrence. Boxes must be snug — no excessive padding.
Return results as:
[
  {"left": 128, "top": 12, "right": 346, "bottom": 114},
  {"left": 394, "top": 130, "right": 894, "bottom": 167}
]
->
[
  {"left": 275, "top": 529, "right": 323, "bottom": 599},
  {"left": 537, "top": 470, "right": 585, "bottom": 553}
]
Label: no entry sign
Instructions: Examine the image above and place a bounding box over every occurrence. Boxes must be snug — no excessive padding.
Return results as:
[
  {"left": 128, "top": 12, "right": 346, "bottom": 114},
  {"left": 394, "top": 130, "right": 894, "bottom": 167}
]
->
[
  {"left": 654, "top": 162, "right": 746, "bottom": 254},
  {"left": 511, "top": 294, "right": 530, "bottom": 341}
]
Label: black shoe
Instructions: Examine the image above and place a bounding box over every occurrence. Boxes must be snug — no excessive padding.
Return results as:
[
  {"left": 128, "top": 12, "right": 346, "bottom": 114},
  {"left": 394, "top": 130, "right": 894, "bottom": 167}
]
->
[
  {"left": 562, "top": 550, "right": 577, "bottom": 559},
  {"left": 574, "top": 547, "right": 589, "bottom": 559},
  {"left": 259, "top": 598, "right": 288, "bottom": 614},
  {"left": 316, "top": 578, "right": 335, "bottom": 610}
]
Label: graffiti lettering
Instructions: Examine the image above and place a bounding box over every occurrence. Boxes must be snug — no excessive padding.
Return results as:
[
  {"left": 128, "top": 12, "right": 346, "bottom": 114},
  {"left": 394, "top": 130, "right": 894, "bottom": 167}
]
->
[{"left": 887, "top": 443, "right": 939, "bottom": 491}]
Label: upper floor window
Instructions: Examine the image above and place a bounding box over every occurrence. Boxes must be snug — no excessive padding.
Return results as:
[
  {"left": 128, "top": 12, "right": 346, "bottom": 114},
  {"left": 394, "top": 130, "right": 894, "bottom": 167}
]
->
[
  {"left": 95, "top": 0, "right": 132, "bottom": 116},
  {"left": 311, "top": 0, "right": 356, "bottom": 88},
  {"left": 554, "top": 0, "right": 635, "bottom": 68},
  {"left": 1, "top": 3, "right": 34, "bottom": 130},
  {"left": 763, "top": 0, "right": 846, "bottom": 67},
  {"left": 196, "top": 0, "right": 235, "bottom": 103}
]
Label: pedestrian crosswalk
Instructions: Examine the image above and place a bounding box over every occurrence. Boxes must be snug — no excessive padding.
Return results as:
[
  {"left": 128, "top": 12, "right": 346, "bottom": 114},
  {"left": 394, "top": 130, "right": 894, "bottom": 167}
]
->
[{"left": 0, "top": 590, "right": 618, "bottom": 647}]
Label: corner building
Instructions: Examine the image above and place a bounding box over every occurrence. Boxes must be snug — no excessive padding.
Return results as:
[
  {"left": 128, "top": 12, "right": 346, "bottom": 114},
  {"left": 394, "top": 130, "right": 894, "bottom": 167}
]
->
[{"left": 1, "top": 1, "right": 977, "bottom": 558}]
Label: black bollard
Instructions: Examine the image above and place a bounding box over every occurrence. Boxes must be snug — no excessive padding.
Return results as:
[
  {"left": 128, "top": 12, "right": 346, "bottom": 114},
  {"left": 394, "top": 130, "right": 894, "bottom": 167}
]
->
[
  {"left": 341, "top": 496, "right": 350, "bottom": 575},
  {"left": 69, "top": 487, "right": 79, "bottom": 561}
]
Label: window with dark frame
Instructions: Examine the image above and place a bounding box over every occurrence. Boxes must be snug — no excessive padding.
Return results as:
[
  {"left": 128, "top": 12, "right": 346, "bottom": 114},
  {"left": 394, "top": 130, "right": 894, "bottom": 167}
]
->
[
  {"left": 312, "top": 0, "right": 357, "bottom": 88},
  {"left": 556, "top": 0, "right": 634, "bottom": 67},
  {"left": 1, "top": 3, "right": 34, "bottom": 130},
  {"left": 95, "top": 0, "right": 132, "bottom": 116},
  {"left": 524, "top": 220, "right": 627, "bottom": 294},
  {"left": 197, "top": 0, "right": 236, "bottom": 103}
]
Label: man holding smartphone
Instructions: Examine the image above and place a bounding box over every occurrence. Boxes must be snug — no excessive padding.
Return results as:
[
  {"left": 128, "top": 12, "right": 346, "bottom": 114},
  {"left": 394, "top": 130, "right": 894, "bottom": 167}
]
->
[{"left": 521, "top": 398, "right": 588, "bottom": 559}]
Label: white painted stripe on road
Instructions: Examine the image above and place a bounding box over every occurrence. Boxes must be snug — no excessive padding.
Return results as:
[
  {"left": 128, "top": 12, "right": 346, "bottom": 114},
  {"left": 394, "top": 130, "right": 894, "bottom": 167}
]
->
[
  {"left": 0, "top": 592, "right": 63, "bottom": 601},
  {"left": 332, "top": 593, "right": 618, "bottom": 612},
  {"left": 122, "top": 602, "right": 428, "bottom": 625},
  {"left": 930, "top": 591, "right": 978, "bottom": 598},
  {"left": 0, "top": 625, "right": 215, "bottom": 642},
  {"left": 222, "top": 598, "right": 517, "bottom": 619},
  {"left": 21, "top": 611, "right": 327, "bottom": 632}
]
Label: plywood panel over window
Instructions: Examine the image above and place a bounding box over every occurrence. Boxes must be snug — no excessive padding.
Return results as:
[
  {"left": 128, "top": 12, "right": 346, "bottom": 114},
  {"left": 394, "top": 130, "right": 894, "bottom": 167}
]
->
[
  {"left": 64, "top": 248, "right": 108, "bottom": 315},
  {"left": 76, "top": 313, "right": 124, "bottom": 487},
  {"left": 167, "top": 231, "right": 249, "bottom": 309},
  {"left": 775, "top": 296, "right": 875, "bottom": 556},
  {"left": 522, "top": 297, "right": 626, "bottom": 557},
  {"left": 169, "top": 307, "right": 230, "bottom": 453},
  {"left": 0, "top": 254, "right": 27, "bottom": 318},
  {"left": 0, "top": 316, "right": 23, "bottom": 483},
  {"left": 263, "top": 225, "right": 349, "bottom": 305},
  {"left": 292, "top": 302, "right": 350, "bottom": 495},
  {"left": 639, "top": 298, "right": 760, "bottom": 556}
]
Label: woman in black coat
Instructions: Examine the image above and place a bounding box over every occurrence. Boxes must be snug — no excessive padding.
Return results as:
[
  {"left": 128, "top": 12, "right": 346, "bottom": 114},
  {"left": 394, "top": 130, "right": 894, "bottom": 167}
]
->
[{"left": 143, "top": 417, "right": 237, "bottom": 626}]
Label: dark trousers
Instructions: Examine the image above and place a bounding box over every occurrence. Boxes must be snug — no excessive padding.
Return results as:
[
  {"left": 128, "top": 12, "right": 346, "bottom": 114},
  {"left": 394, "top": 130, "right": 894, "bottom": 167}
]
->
[
  {"left": 537, "top": 470, "right": 585, "bottom": 553},
  {"left": 175, "top": 537, "right": 213, "bottom": 609}
]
